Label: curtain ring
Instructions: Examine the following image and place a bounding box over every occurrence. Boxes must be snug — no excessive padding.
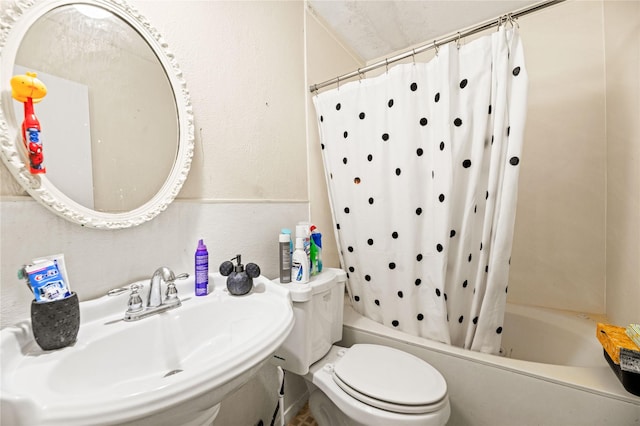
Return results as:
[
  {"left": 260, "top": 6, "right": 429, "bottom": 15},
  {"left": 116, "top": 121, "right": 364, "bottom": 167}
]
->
[
  {"left": 508, "top": 14, "right": 519, "bottom": 29},
  {"left": 385, "top": 58, "right": 389, "bottom": 73},
  {"left": 358, "top": 68, "right": 364, "bottom": 83},
  {"left": 433, "top": 40, "right": 439, "bottom": 57},
  {"left": 336, "top": 75, "right": 340, "bottom": 90},
  {"left": 456, "top": 32, "right": 462, "bottom": 50},
  {"left": 412, "top": 49, "right": 416, "bottom": 65}
]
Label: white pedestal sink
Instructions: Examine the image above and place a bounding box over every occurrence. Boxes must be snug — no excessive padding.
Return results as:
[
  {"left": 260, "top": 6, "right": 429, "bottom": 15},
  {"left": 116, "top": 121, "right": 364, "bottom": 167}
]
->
[{"left": 0, "top": 273, "right": 294, "bottom": 426}]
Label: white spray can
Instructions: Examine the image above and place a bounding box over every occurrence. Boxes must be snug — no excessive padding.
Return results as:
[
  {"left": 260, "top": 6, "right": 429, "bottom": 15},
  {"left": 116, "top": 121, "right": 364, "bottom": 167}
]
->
[{"left": 291, "top": 237, "right": 309, "bottom": 284}]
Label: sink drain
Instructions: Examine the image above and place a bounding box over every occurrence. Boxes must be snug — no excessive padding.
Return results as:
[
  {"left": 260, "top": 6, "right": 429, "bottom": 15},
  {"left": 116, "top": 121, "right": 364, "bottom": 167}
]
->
[{"left": 163, "top": 369, "right": 184, "bottom": 378}]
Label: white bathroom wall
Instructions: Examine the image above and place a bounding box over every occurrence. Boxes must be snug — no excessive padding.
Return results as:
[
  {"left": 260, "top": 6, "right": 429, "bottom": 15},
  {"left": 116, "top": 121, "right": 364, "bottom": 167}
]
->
[
  {"left": 137, "top": 1, "right": 308, "bottom": 202},
  {"left": 0, "top": 200, "right": 307, "bottom": 324}
]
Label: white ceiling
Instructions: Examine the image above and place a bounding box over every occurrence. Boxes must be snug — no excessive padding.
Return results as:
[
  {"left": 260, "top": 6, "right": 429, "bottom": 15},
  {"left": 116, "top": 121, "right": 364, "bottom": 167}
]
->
[{"left": 308, "top": 0, "right": 541, "bottom": 62}]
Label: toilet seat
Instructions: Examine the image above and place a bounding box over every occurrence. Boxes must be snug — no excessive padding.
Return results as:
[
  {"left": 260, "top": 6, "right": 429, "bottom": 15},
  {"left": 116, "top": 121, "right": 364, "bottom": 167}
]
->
[{"left": 332, "top": 344, "right": 448, "bottom": 415}]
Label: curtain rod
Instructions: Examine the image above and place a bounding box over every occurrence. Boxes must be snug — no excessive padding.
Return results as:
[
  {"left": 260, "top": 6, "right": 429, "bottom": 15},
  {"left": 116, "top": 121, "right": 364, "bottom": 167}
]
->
[{"left": 309, "top": 0, "right": 565, "bottom": 93}]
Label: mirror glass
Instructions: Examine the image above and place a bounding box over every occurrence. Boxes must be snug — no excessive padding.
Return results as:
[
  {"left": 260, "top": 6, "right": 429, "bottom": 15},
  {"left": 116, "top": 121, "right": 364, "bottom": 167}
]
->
[
  {"left": 15, "top": 4, "right": 177, "bottom": 212},
  {"left": 0, "top": 0, "right": 194, "bottom": 228}
]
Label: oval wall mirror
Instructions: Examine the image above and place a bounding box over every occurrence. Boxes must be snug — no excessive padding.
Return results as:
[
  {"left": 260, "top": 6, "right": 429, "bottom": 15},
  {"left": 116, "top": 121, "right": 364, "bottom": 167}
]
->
[{"left": 0, "top": 0, "right": 194, "bottom": 229}]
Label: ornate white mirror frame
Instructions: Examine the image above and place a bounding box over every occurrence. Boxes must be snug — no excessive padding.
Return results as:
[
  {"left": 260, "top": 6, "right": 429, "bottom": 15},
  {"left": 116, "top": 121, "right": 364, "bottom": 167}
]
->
[{"left": 0, "top": 0, "right": 194, "bottom": 229}]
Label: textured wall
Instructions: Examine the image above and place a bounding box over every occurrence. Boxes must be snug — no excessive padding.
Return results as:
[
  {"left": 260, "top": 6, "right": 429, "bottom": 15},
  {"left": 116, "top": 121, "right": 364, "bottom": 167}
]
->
[{"left": 136, "top": 1, "right": 308, "bottom": 202}]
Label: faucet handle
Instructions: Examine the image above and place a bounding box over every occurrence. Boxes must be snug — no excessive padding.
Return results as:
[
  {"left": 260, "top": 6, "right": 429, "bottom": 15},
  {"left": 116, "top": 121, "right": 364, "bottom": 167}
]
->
[
  {"left": 165, "top": 282, "right": 179, "bottom": 300},
  {"left": 127, "top": 284, "right": 144, "bottom": 313},
  {"left": 164, "top": 273, "right": 187, "bottom": 304},
  {"left": 108, "top": 283, "right": 144, "bottom": 297}
]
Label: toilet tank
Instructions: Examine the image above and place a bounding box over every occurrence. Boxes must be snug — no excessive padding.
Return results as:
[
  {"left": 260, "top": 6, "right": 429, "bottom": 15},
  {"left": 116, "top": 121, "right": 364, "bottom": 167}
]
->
[{"left": 271, "top": 268, "right": 346, "bottom": 375}]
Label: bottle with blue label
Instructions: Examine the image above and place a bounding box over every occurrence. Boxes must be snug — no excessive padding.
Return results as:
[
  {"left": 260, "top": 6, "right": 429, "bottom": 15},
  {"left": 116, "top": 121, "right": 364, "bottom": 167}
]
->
[
  {"left": 195, "top": 239, "right": 209, "bottom": 296},
  {"left": 310, "top": 225, "right": 323, "bottom": 276},
  {"left": 296, "top": 223, "right": 311, "bottom": 270},
  {"left": 291, "top": 237, "right": 309, "bottom": 284}
]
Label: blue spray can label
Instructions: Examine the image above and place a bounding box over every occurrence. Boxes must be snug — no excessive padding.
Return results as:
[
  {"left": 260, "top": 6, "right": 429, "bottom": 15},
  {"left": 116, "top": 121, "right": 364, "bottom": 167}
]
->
[{"left": 195, "top": 239, "right": 209, "bottom": 296}]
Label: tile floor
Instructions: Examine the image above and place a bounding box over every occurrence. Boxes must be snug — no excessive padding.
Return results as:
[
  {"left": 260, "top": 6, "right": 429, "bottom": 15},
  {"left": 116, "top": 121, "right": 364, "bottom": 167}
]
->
[{"left": 287, "top": 402, "right": 317, "bottom": 426}]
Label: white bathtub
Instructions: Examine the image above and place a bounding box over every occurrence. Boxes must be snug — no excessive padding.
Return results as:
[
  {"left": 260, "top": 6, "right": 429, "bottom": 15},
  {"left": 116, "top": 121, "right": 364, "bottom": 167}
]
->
[{"left": 339, "top": 299, "right": 640, "bottom": 426}]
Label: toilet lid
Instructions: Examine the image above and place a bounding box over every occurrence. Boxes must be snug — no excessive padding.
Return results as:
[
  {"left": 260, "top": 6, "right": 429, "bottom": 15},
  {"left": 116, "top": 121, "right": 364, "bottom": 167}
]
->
[{"left": 332, "top": 344, "right": 447, "bottom": 414}]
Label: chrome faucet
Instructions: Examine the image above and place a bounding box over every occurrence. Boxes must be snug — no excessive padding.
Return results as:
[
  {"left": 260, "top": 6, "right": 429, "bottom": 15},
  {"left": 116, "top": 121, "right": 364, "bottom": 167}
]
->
[
  {"left": 123, "top": 267, "right": 188, "bottom": 321},
  {"left": 148, "top": 266, "right": 174, "bottom": 308}
]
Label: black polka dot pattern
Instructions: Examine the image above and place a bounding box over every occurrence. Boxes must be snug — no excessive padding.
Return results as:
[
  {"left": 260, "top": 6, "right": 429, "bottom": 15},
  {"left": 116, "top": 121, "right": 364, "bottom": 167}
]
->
[{"left": 313, "top": 34, "right": 527, "bottom": 354}]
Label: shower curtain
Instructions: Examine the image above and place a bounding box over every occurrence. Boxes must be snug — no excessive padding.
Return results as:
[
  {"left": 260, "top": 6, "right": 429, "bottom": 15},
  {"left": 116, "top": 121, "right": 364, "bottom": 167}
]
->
[{"left": 313, "top": 28, "right": 527, "bottom": 354}]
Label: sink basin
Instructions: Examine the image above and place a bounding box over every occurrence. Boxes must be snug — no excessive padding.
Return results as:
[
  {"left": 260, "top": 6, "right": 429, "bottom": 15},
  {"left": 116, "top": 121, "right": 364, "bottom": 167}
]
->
[{"left": 0, "top": 273, "right": 294, "bottom": 426}]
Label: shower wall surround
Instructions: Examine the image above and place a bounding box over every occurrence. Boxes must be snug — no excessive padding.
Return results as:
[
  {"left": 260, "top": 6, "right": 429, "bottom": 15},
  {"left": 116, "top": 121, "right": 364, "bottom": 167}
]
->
[
  {"left": 603, "top": 0, "right": 640, "bottom": 328},
  {"left": 512, "top": 0, "right": 639, "bottom": 325}
]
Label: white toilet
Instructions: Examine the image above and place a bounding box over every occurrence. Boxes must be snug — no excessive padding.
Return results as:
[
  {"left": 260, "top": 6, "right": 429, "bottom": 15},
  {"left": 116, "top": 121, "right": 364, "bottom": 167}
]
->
[{"left": 272, "top": 268, "right": 450, "bottom": 426}]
